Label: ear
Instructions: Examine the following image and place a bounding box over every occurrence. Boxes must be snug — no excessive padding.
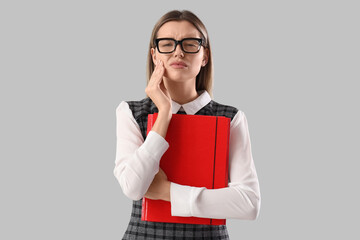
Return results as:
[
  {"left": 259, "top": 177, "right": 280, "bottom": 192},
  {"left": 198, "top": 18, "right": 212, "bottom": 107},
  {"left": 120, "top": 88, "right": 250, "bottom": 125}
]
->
[
  {"left": 202, "top": 48, "right": 209, "bottom": 67},
  {"left": 151, "top": 48, "right": 157, "bottom": 65}
]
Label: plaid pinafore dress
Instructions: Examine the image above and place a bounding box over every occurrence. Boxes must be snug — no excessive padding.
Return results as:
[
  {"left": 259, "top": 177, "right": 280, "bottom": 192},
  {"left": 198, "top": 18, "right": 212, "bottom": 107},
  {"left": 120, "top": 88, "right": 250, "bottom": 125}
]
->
[{"left": 123, "top": 97, "right": 238, "bottom": 240}]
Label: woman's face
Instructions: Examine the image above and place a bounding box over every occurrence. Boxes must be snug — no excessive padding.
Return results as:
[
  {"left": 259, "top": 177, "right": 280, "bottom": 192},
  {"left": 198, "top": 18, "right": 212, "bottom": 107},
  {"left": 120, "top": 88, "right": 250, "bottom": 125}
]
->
[{"left": 151, "top": 20, "right": 208, "bottom": 83}]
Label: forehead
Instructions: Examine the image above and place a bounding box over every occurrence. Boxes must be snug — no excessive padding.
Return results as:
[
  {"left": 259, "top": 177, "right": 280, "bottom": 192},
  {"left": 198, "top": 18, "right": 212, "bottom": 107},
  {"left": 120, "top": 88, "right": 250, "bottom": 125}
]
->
[{"left": 157, "top": 20, "right": 201, "bottom": 39}]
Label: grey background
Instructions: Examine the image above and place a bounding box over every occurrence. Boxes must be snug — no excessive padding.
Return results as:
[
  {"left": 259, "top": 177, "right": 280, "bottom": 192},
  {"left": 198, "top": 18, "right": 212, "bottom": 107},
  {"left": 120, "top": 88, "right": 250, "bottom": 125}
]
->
[{"left": 1, "top": 0, "right": 359, "bottom": 239}]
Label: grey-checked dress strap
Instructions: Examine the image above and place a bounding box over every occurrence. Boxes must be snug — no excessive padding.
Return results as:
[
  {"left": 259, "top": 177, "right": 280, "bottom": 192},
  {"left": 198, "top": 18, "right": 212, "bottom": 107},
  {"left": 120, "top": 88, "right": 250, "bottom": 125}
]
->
[{"left": 122, "top": 97, "right": 238, "bottom": 240}]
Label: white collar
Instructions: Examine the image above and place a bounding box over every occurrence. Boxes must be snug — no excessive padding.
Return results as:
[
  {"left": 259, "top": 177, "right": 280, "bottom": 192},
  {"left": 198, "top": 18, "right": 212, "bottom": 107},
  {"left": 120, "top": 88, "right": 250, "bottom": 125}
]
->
[{"left": 171, "top": 90, "right": 211, "bottom": 115}]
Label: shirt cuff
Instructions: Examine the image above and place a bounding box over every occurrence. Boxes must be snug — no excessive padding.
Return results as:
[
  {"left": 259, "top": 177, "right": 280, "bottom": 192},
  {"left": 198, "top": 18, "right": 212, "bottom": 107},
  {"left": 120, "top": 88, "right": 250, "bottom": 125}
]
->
[
  {"left": 170, "top": 182, "right": 205, "bottom": 217},
  {"left": 141, "top": 130, "right": 169, "bottom": 162}
]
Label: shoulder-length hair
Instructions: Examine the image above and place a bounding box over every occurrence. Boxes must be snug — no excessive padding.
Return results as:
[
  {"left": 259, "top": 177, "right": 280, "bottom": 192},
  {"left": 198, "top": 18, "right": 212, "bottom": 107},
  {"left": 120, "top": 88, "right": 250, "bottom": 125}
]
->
[{"left": 146, "top": 10, "right": 213, "bottom": 98}]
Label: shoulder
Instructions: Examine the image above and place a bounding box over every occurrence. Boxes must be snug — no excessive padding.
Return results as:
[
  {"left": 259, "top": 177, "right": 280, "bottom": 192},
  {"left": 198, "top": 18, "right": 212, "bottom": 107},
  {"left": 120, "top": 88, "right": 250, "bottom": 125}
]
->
[
  {"left": 116, "top": 97, "right": 158, "bottom": 121},
  {"left": 209, "top": 100, "right": 241, "bottom": 120}
]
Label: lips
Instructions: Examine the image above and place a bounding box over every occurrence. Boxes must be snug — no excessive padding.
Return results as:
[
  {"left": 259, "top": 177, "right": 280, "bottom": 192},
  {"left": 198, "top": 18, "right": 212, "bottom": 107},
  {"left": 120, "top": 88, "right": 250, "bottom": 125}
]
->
[{"left": 170, "top": 61, "right": 187, "bottom": 68}]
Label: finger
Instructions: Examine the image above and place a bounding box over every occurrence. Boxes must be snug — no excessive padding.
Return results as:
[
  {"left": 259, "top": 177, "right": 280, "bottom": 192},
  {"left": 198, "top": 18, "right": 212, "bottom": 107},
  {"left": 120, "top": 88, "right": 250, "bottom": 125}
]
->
[
  {"left": 152, "top": 60, "right": 163, "bottom": 73},
  {"left": 149, "top": 74, "right": 163, "bottom": 88},
  {"left": 153, "top": 60, "right": 164, "bottom": 76},
  {"left": 150, "top": 62, "right": 165, "bottom": 85}
]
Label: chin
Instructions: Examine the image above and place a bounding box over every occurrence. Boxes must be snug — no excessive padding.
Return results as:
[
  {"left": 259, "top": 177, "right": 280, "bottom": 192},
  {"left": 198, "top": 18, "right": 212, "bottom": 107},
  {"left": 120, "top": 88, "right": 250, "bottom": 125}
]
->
[{"left": 164, "top": 72, "right": 197, "bottom": 83}]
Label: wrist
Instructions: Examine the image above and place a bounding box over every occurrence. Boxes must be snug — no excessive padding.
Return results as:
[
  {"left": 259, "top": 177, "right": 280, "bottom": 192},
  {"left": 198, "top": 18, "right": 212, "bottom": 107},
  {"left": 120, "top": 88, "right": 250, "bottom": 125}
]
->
[
  {"left": 152, "top": 110, "right": 172, "bottom": 139},
  {"left": 158, "top": 109, "right": 172, "bottom": 121}
]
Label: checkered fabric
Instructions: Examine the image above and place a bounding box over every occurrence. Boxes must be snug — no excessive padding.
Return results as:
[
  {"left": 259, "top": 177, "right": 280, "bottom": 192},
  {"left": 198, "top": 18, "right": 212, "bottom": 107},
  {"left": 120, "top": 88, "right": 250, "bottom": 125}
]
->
[{"left": 122, "top": 97, "right": 238, "bottom": 239}]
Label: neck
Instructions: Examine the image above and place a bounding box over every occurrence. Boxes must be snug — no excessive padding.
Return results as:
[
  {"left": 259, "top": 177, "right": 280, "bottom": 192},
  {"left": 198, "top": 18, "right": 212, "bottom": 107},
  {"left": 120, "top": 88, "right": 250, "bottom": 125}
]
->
[{"left": 163, "top": 78, "right": 199, "bottom": 105}]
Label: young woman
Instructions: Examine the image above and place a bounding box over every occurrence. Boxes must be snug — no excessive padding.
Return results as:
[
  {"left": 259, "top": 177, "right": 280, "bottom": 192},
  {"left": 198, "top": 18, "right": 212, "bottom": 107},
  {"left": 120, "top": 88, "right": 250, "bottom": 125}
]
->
[{"left": 114, "top": 10, "right": 260, "bottom": 239}]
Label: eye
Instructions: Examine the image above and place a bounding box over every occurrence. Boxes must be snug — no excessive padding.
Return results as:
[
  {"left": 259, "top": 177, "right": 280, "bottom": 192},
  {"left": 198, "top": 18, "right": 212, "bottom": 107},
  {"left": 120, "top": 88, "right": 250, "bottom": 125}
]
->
[
  {"left": 159, "top": 40, "right": 175, "bottom": 47},
  {"left": 162, "top": 43, "right": 173, "bottom": 47},
  {"left": 184, "top": 43, "right": 197, "bottom": 47}
]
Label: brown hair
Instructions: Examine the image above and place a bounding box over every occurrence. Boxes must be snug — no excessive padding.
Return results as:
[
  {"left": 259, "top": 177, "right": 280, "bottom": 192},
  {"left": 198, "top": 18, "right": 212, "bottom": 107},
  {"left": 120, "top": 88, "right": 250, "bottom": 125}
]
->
[{"left": 146, "top": 10, "right": 213, "bottom": 98}]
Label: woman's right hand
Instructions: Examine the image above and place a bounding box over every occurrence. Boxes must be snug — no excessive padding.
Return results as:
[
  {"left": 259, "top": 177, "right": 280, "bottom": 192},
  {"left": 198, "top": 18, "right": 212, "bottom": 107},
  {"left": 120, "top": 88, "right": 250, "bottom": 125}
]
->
[
  {"left": 145, "top": 60, "right": 172, "bottom": 115},
  {"left": 145, "top": 60, "right": 172, "bottom": 138}
]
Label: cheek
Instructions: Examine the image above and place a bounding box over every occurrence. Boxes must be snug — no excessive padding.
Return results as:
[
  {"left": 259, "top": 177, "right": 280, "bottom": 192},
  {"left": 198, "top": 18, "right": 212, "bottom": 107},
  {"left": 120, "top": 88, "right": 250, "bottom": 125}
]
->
[
  {"left": 191, "top": 57, "right": 204, "bottom": 72},
  {"left": 157, "top": 56, "right": 171, "bottom": 69},
  {"left": 154, "top": 54, "right": 165, "bottom": 64}
]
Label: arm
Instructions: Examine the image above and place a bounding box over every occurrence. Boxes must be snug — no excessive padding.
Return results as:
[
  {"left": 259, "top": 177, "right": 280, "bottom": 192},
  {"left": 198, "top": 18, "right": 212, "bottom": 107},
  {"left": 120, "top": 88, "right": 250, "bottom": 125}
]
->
[
  {"left": 170, "top": 111, "right": 261, "bottom": 220},
  {"left": 113, "top": 101, "right": 169, "bottom": 200},
  {"left": 114, "top": 60, "right": 172, "bottom": 201}
]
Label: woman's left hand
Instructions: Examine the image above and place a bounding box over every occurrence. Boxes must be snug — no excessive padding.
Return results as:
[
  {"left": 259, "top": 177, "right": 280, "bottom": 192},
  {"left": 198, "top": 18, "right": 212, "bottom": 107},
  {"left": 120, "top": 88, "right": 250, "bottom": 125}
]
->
[{"left": 144, "top": 168, "right": 171, "bottom": 202}]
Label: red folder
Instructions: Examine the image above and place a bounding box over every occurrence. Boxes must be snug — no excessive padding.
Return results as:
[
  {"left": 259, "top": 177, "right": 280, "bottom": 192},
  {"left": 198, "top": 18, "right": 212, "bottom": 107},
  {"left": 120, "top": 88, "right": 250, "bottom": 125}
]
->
[{"left": 141, "top": 113, "right": 230, "bottom": 225}]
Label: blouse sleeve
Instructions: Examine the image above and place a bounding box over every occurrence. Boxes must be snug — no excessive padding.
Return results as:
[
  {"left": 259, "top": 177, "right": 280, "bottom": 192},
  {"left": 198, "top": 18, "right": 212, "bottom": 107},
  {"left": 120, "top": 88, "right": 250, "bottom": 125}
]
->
[
  {"left": 170, "top": 111, "right": 261, "bottom": 220},
  {"left": 113, "top": 101, "right": 169, "bottom": 200}
]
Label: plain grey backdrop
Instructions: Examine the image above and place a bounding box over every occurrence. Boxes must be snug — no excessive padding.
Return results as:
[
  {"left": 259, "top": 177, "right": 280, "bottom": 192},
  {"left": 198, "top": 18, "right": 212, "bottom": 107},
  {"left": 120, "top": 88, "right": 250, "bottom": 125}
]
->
[{"left": 1, "top": 0, "right": 359, "bottom": 239}]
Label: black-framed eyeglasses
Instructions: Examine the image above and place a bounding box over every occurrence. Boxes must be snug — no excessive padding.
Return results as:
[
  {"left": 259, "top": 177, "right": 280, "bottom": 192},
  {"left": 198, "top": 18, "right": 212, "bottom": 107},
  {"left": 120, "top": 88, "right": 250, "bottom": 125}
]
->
[{"left": 154, "top": 38, "right": 203, "bottom": 54}]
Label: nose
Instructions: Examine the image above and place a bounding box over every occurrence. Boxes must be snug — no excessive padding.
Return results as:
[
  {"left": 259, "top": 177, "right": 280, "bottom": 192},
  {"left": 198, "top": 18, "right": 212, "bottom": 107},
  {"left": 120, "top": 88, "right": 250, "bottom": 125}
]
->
[{"left": 174, "top": 43, "right": 184, "bottom": 57}]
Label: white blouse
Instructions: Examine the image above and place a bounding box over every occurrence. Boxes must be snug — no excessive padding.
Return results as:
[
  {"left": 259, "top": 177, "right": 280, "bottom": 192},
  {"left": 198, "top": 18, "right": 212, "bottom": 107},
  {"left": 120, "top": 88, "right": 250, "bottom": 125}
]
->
[{"left": 113, "top": 91, "right": 261, "bottom": 220}]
